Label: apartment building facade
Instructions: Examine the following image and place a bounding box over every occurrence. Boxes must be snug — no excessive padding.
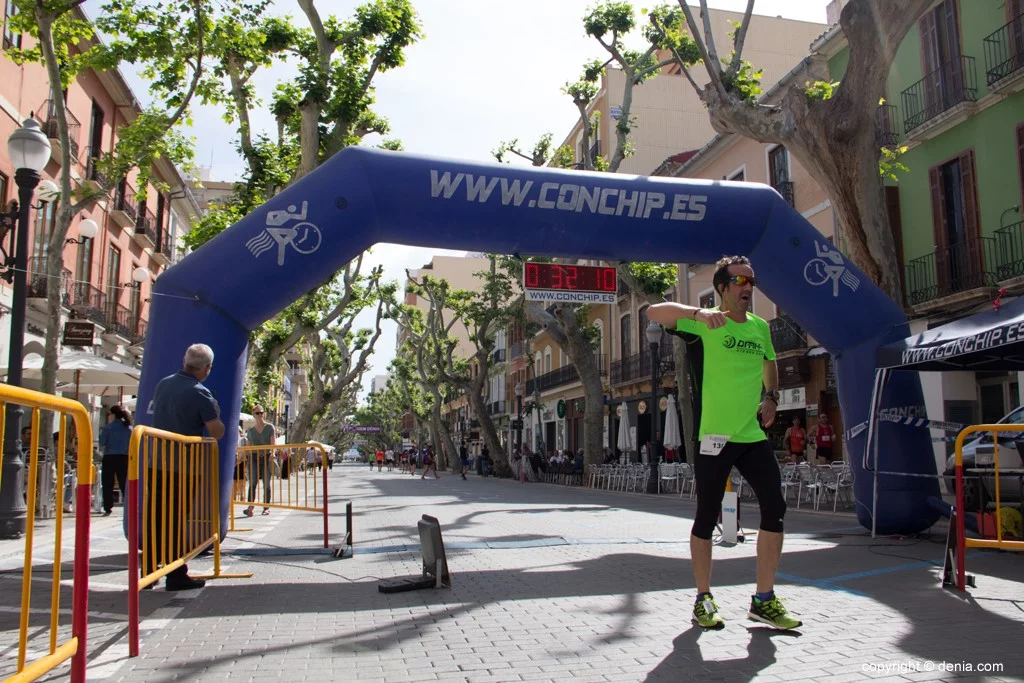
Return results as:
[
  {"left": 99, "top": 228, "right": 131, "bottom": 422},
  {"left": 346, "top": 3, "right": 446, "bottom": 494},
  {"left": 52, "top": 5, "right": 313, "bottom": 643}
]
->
[
  {"left": 1, "top": 6, "right": 199, "bottom": 409},
  {"left": 813, "top": 0, "right": 1024, "bottom": 478},
  {"left": 558, "top": 9, "right": 826, "bottom": 176}
]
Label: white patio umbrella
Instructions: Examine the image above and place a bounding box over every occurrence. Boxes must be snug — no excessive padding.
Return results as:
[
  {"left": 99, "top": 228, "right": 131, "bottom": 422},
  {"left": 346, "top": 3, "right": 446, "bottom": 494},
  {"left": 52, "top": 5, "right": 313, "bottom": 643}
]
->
[
  {"left": 663, "top": 394, "right": 683, "bottom": 457},
  {"left": 3, "top": 351, "right": 140, "bottom": 399},
  {"left": 616, "top": 406, "right": 634, "bottom": 457}
]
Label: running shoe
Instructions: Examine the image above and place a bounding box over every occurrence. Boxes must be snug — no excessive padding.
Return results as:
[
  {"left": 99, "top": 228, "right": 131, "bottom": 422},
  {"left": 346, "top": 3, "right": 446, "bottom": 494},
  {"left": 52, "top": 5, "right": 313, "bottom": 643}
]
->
[
  {"left": 692, "top": 595, "right": 725, "bottom": 629},
  {"left": 747, "top": 595, "right": 802, "bottom": 630}
]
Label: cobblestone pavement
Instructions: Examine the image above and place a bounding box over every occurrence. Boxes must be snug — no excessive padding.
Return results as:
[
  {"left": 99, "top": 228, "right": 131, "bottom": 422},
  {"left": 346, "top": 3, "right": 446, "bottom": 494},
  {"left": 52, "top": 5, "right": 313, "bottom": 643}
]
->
[{"left": 3, "top": 464, "right": 1024, "bottom": 682}]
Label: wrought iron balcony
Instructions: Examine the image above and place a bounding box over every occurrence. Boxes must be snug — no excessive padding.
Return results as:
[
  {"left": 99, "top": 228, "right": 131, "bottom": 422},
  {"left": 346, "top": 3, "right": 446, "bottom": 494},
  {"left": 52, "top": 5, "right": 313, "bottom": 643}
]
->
[
  {"left": 26, "top": 256, "right": 72, "bottom": 308},
  {"left": 135, "top": 207, "right": 158, "bottom": 246},
  {"left": 111, "top": 180, "right": 138, "bottom": 228},
  {"left": 901, "top": 56, "right": 978, "bottom": 133},
  {"left": 769, "top": 314, "right": 807, "bottom": 354},
  {"left": 510, "top": 340, "right": 523, "bottom": 359},
  {"left": 904, "top": 236, "right": 998, "bottom": 307},
  {"left": 611, "top": 343, "right": 675, "bottom": 385},
  {"left": 71, "top": 282, "right": 107, "bottom": 325},
  {"left": 39, "top": 100, "right": 81, "bottom": 161},
  {"left": 876, "top": 103, "right": 900, "bottom": 147},
  {"left": 772, "top": 180, "right": 795, "bottom": 208},
  {"left": 83, "top": 149, "right": 108, "bottom": 187},
  {"left": 157, "top": 224, "right": 173, "bottom": 262},
  {"left": 105, "top": 301, "right": 134, "bottom": 340},
  {"left": 490, "top": 348, "right": 506, "bottom": 364},
  {"left": 526, "top": 354, "right": 607, "bottom": 394},
  {"left": 983, "top": 13, "right": 1024, "bottom": 86},
  {"left": 487, "top": 400, "right": 507, "bottom": 415},
  {"left": 995, "top": 219, "right": 1024, "bottom": 280},
  {"left": 131, "top": 318, "right": 148, "bottom": 346}
]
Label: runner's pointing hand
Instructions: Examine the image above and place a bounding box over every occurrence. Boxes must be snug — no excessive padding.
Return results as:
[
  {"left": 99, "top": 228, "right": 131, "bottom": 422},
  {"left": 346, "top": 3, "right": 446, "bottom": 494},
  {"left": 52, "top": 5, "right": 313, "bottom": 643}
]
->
[{"left": 695, "top": 309, "right": 728, "bottom": 329}]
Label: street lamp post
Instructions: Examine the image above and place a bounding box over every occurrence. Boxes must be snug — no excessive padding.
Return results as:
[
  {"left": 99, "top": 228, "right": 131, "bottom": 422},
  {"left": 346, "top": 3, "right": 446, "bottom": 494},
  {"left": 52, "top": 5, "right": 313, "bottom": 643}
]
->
[
  {"left": 645, "top": 322, "right": 664, "bottom": 494},
  {"left": 1, "top": 119, "right": 52, "bottom": 538}
]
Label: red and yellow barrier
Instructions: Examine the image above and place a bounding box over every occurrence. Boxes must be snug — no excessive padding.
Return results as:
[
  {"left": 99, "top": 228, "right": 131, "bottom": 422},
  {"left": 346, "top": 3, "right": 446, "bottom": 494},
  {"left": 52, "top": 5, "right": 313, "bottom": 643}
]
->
[
  {"left": 127, "top": 426, "right": 250, "bottom": 657},
  {"left": 230, "top": 443, "right": 330, "bottom": 547},
  {"left": 0, "top": 385, "right": 93, "bottom": 683},
  {"left": 954, "top": 424, "right": 1024, "bottom": 591}
]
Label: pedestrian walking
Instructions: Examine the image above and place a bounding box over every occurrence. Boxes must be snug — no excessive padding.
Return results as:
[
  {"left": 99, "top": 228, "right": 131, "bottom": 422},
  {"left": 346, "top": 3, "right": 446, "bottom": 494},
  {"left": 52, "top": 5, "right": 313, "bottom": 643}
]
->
[{"left": 98, "top": 405, "right": 132, "bottom": 517}]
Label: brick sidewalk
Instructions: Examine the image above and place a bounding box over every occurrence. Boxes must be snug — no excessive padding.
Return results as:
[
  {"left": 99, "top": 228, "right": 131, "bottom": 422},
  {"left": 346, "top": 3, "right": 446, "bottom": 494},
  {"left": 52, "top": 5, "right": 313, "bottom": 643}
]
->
[{"left": 5, "top": 465, "right": 1024, "bottom": 682}]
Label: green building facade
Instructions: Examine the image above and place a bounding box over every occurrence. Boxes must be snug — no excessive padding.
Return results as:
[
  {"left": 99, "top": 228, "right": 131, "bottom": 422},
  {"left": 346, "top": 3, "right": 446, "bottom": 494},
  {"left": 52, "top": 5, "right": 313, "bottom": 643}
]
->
[{"left": 825, "top": 0, "right": 1023, "bottom": 314}]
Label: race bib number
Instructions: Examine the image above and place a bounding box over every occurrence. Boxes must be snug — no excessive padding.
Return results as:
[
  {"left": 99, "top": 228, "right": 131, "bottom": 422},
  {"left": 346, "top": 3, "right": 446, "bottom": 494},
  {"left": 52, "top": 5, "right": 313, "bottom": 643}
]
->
[
  {"left": 699, "top": 434, "right": 729, "bottom": 456},
  {"left": 821, "top": 434, "right": 831, "bottom": 442}
]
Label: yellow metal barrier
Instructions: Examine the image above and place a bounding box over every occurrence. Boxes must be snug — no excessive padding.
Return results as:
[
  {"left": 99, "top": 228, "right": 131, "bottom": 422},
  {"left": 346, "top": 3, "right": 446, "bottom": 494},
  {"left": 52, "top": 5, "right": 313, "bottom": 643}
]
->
[
  {"left": 953, "top": 423, "right": 1024, "bottom": 591},
  {"left": 231, "top": 443, "right": 330, "bottom": 546},
  {"left": 127, "top": 426, "right": 250, "bottom": 657},
  {"left": 0, "top": 385, "right": 93, "bottom": 683}
]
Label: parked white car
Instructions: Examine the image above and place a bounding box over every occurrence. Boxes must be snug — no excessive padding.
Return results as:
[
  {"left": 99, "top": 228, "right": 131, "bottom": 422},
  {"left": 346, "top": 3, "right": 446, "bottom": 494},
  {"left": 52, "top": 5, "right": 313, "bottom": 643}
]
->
[{"left": 943, "top": 404, "right": 1024, "bottom": 510}]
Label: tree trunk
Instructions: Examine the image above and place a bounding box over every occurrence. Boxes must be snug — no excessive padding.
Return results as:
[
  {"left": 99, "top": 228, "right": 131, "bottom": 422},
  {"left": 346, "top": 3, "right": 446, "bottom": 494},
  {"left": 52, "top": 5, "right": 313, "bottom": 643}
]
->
[{"left": 553, "top": 309, "right": 605, "bottom": 469}]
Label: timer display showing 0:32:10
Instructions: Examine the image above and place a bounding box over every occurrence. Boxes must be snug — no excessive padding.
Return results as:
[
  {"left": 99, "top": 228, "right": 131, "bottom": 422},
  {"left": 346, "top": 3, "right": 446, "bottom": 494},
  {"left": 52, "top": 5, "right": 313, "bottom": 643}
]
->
[{"left": 523, "top": 263, "right": 618, "bottom": 292}]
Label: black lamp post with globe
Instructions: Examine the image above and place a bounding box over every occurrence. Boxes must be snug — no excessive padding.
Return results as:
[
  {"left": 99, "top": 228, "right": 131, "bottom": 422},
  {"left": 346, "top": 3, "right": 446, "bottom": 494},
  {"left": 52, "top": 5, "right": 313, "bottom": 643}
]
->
[{"left": 0, "top": 119, "right": 52, "bottom": 538}]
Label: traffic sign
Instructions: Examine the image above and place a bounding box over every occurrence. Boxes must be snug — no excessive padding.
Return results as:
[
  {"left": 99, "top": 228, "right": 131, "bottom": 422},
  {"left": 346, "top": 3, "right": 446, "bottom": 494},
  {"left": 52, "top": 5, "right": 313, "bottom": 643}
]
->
[{"left": 345, "top": 425, "right": 381, "bottom": 433}]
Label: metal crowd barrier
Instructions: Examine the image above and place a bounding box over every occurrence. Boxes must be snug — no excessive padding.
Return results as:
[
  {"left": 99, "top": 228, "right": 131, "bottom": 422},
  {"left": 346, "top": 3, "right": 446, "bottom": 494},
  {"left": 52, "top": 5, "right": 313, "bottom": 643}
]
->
[
  {"left": 953, "top": 424, "right": 1024, "bottom": 591},
  {"left": 230, "top": 443, "right": 330, "bottom": 548},
  {"left": 127, "top": 426, "right": 251, "bottom": 657},
  {"left": 0, "top": 386, "right": 93, "bottom": 683}
]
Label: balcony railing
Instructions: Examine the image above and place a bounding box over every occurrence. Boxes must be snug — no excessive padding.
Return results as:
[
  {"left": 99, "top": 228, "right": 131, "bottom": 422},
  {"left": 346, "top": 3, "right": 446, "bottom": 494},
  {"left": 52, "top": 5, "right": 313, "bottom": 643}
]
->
[
  {"left": 26, "top": 256, "right": 72, "bottom": 307},
  {"left": 901, "top": 56, "right": 978, "bottom": 132},
  {"left": 490, "top": 348, "right": 506, "bottom": 364},
  {"left": 772, "top": 180, "right": 795, "bottom": 207},
  {"left": 510, "top": 340, "right": 523, "bottom": 359},
  {"left": 159, "top": 224, "right": 173, "bottom": 261},
  {"left": 526, "top": 354, "right": 607, "bottom": 394},
  {"left": 83, "top": 149, "right": 108, "bottom": 187},
  {"left": 71, "top": 282, "right": 107, "bottom": 325},
  {"left": 876, "top": 103, "right": 900, "bottom": 147},
  {"left": 611, "top": 344, "right": 675, "bottom": 385},
  {"left": 904, "top": 236, "right": 998, "bottom": 306},
  {"left": 39, "top": 100, "right": 81, "bottom": 161},
  {"left": 114, "top": 181, "right": 138, "bottom": 222},
  {"left": 487, "top": 400, "right": 507, "bottom": 415},
  {"left": 105, "top": 300, "right": 133, "bottom": 339},
  {"left": 983, "top": 13, "right": 1024, "bottom": 86},
  {"left": 136, "top": 207, "right": 158, "bottom": 245},
  {"left": 995, "top": 219, "right": 1024, "bottom": 280},
  {"left": 769, "top": 314, "right": 807, "bottom": 354},
  {"left": 131, "top": 318, "right": 147, "bottom": 345}
]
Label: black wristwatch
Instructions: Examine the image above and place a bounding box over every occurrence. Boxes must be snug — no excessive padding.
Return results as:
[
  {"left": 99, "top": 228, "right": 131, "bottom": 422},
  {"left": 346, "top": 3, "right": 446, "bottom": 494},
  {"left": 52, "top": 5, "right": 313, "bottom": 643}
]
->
[{"left": 764, "top": 390, "right": 780, "bottom": 404}]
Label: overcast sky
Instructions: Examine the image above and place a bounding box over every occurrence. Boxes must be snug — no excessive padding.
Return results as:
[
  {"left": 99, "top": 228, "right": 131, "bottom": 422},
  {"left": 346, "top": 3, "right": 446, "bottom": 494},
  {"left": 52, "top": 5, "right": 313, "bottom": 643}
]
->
[{"left": 181, "top": 0, "right": 830, "bottom": 400}]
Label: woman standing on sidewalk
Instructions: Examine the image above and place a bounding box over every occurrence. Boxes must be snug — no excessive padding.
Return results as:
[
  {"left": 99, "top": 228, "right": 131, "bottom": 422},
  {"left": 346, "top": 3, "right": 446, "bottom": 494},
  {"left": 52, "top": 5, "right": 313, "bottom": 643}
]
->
[{"left": 98, "top": 405, "right": 132, "bottom": 516}]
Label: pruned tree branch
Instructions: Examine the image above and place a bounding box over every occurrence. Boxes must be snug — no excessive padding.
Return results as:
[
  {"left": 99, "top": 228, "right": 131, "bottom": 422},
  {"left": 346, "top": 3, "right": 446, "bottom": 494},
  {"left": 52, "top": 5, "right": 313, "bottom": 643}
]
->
[{"left": 728, "top": 0, "right": 755, "bottom": 74}]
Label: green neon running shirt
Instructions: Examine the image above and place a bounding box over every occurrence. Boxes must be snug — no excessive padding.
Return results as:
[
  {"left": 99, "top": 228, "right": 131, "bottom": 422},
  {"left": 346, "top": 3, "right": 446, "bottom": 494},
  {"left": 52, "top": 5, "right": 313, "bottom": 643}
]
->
[{"left": 676, "top": 308, "right": 776, "bottom": 443}]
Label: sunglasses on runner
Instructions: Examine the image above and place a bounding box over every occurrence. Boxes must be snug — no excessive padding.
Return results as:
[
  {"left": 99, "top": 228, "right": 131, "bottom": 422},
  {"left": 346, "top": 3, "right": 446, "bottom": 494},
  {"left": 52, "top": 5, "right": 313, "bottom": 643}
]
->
[{"left": 728, "top": 274, "right": 757, "bottom": 287}]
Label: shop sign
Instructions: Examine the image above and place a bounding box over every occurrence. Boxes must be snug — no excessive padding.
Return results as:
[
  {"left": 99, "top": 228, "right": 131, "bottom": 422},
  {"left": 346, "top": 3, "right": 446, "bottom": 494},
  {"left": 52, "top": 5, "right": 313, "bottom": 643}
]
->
[
  {"left": 62, "top": 321, "right": 94, "bottom": 346},
  {"left": 806, "top": 403, "right": 819, "bottom": 417},
  {"left": 557, "top": 399, "right": 566, "bottom": 419},
  {"left": 637, "top": 400, "right": 647, "bottom": 414}
]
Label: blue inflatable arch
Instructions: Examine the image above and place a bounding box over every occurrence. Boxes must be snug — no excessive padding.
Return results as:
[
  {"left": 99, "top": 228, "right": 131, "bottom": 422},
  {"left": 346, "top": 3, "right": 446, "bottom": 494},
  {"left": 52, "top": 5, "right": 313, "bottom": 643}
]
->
[{"left": 136, "top": 147, "right": 939, "bottom": 535}]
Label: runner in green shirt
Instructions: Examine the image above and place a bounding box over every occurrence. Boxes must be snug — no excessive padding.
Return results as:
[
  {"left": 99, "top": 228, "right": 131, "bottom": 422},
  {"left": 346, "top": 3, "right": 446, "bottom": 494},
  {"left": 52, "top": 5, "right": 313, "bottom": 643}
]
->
[{"left": 648, "top": 255, "right": 801, "bottom": 631}]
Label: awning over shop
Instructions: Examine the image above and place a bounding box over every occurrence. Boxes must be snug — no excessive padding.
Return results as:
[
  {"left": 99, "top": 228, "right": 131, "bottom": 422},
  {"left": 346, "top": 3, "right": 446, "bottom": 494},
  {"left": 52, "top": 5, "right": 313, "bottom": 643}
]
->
[{"left": 876, "top": 296, "right": 1024, "bottom": 371}]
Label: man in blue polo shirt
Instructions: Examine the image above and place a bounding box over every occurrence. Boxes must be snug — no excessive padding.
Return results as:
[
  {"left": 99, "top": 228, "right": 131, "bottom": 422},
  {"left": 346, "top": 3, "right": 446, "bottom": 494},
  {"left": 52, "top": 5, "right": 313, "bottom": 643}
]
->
[{"left": 147, "top": 343, "right": 226, "bottom": 591}]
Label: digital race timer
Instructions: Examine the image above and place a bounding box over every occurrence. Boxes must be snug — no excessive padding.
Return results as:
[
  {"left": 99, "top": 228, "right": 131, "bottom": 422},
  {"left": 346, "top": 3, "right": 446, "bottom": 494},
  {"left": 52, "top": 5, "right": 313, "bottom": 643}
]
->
[{"left": 523, "top": 263, "right": 617, "bottom": 293}]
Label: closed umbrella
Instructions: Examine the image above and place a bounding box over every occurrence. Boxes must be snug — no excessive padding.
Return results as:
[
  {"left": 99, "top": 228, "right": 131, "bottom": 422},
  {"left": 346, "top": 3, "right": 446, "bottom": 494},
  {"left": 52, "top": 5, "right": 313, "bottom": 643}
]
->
[
  {"left": 663, "top": 394, "right": 683, "bottom": 458},
  {"left": 616, "top": 406, "right": 634, "bottom": 459}
]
